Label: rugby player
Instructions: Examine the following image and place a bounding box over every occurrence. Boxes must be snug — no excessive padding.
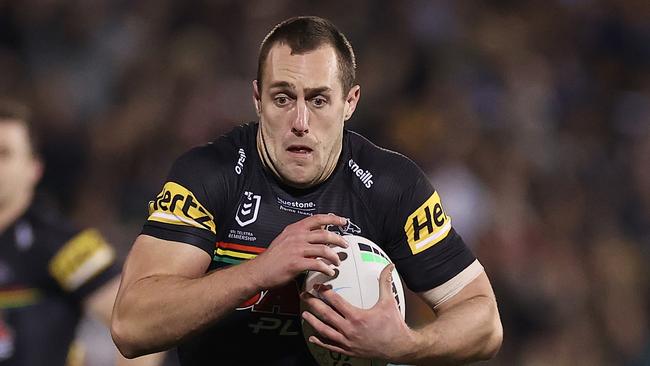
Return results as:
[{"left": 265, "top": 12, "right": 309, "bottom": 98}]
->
[
  {"left": 0, "top": 100, "right": 164, "bottom": 365},
  {"left": 112, "top": 16, "right": 502, "bottom": 365}
]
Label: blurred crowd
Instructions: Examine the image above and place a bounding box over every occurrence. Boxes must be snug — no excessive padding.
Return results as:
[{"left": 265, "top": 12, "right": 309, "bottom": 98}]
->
[{"left": 1, "top": 0, "right": 648, "bottom": 365}]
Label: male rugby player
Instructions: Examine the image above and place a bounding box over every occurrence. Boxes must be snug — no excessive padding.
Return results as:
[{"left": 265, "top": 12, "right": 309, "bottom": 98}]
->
[
  {"left": 0, "top": 100, "right": 163, "bottom": 366},
  {"left": 112, "top": 16, "right": 502, "bottom": 365}
]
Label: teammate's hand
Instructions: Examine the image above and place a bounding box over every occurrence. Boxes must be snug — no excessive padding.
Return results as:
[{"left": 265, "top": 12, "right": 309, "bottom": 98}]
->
[
  {"left": 300, "top": 264, "right": 420, "bottom": 363},
  {"left": 249, "top": 214, "right": 349, "bottom": 289}
]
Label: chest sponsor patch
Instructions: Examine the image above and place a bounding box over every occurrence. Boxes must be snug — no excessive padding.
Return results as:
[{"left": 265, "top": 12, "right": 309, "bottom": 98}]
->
[
  {"left": 148, "top": 181, "right": 216, "bottom": 233},
  {"left": 277, "top": 197, "right": 316, "bottom": 215},
  {"left": 404, "top": 191, "right": 452, "bottom": 254},
  {"left": 48, "top": 229, "right": 115, "bottom": 291}
]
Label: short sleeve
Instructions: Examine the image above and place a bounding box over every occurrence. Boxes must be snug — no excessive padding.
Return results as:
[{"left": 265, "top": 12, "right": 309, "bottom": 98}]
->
[
  {"left": 381, "top": 162, "right": 476, "bottom": 293},
  {"left": 47, "top": 228, "right": 120, "bottom": 299},
  {"left": 142, "top": 145, "right": 225, "bottom": 255}
]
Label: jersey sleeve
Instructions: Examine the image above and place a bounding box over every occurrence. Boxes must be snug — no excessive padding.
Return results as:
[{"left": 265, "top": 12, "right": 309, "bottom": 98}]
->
[
  {"left": 380, "top": 160, "right": 476, "bottom": 293},
  {"left": 142, "top": 145, "right": 226, "bottom": 255},
  {"left": 47, "top": 228, "right": 120, "bottom": 300}
]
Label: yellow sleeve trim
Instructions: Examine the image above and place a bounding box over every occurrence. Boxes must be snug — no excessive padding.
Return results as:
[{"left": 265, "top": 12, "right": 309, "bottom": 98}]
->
[{"left": 48, "top": 229, "right": 115, "bottom": 291}]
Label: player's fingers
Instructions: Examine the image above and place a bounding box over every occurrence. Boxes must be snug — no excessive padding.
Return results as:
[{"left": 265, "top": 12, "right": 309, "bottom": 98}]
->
[
  {"left": 301, "top": 310, "right": 349, "bottom": 348},
  {"left": 301, "top": 291, "right": 347, "bottom": 330},
  {"left": 303, "top": 244, "right": 340, "bottom": 266},
  {"left": 377, "top": 263, "right": 397, "bottom": 305},
  {"left": 304, "top": 258, "right": 337, "bottom": 277},
  {"left": 301, "top": 214, "right": 347, "bottom": 231},
  {"left": 303, "top": 232, "right": 347, "bottom": 254},
  {"left": 315, "top": 283, "right": 359, "bottom": 318},
  {"left": 306, "top": 230, "right": 349, "bottom": 249},
  {"left": 306, "top": 334, "right": 353, "bottom": 357}
]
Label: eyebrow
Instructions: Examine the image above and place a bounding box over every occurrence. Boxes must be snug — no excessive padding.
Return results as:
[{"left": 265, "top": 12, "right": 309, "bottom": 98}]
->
[{"left": 268, "top": 81, "right": 332, "bottom": 95}]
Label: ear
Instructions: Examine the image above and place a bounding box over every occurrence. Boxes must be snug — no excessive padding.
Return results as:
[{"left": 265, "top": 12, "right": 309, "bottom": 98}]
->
[
  {"left": 29, "top": 157, "right": 44, "bottom": 186},
  {"left": 252, "top": 80, "right": 262, "bottom": 116},
  {"left": 343, "top": 85, "right": 361, "bottom": 122}
]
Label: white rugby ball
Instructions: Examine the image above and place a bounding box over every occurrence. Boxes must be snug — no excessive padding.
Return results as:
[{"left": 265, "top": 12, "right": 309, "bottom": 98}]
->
[{"left": 302, "top": 235, "right": 406, "bottom": 366}]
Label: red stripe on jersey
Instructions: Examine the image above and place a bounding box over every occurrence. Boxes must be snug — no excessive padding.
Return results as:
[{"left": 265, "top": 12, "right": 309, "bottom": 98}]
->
[{"left": 216, "top": 241, "right": 266, "bottom": 254}]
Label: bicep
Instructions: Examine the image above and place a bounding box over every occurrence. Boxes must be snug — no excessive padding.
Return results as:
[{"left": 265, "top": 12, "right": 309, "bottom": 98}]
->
[
  {"left": 118, "top": 234, "right": 212, "bottom": 294},
  {"left": 417, "top": 265, "right": 496, "bottom": 315}
]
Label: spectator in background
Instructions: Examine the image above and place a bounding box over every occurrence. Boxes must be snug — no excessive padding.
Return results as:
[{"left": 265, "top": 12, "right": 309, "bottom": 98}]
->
[{"left": 0, "top": 99, "right": 164, "bottom": 366}]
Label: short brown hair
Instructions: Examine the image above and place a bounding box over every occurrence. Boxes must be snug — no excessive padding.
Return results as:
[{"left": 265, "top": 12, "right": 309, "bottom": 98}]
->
[
  {"left": 257, "top": 16, "right": 356, "bottom": 95},
  {"left": 0, "top": 98, "right": 39, "bottom": 154}
]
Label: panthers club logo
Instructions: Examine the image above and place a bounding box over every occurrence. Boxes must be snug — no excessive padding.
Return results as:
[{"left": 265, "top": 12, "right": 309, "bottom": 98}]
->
[{"left": 236, "top": 191, "right": 261, "bottom": 227}]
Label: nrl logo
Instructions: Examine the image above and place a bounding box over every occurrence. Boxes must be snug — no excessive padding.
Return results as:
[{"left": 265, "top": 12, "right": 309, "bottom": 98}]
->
[
  {"left": 327, "top": 217, "right": 361, "bottom": 236},
  {"left": 236, "top": 191, "right": 261, "bottom": 227}
]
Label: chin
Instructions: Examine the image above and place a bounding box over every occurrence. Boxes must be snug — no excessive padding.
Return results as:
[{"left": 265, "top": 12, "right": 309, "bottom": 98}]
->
[
  {"left": 280, "top": 170, "right": 317, "bottom": 188},
  {"left": 285, "top": 175, "right": 315, "bottom": 188}
]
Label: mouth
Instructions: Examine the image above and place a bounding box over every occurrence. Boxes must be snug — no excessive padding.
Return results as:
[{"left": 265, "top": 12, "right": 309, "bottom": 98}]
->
[{"left": 286, "top": 145, "right": 313, "bottom": 155}]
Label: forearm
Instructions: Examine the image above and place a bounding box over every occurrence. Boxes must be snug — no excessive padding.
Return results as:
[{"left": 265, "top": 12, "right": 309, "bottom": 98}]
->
[
  {"left": 405, "top": 295, "right": 502, "bottom": 365},
  {"left": 116, "top": 352, "right": 166, "bottom": 366},
  {"left": 111, "top": 260, "right": 261, "bottom": 358}
]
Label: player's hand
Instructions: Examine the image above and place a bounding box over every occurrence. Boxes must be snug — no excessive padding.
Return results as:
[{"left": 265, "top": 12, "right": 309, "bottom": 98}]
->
[
  {"left": 301, "top": 264, "right": 420, "bottom": 363},
  {"left": 249, "top": 214, "right": 349, "bottom": 289}
]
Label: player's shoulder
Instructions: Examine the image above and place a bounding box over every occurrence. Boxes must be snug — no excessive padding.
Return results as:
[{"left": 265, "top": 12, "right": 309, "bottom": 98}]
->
[
  {"left": 22, "top": 198, "right": 81, "bottom": 246},
  {"left": 171, "top": 122, "right": 257, "bottom": 179},
  {"left": 345, "top": 129, "right": 427, "bottom": 192}
]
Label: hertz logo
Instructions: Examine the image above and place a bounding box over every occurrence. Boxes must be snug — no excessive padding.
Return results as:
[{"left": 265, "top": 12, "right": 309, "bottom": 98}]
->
[
  {"left": 148, "top": 182, "right": 216, "bottom": 233},
  {"left": 404, "top": 191, "right": 452, "bottom": 254}
]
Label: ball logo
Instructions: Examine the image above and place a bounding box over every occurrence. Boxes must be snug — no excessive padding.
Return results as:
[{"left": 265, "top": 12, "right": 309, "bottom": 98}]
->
[
  {"left": 236, "top": 191, "right": 261, "bottom": 227},
  {"left": 404, "top": 191, "right": 452, "bottom": 254},
  {"left": 148, "top": 182, "right": 216, "bottom": 233}
]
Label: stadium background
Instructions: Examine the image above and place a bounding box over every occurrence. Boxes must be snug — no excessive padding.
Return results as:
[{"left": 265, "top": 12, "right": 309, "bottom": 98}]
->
[{"left": 1, "top": 0, "right": 648, "bottom": 365}]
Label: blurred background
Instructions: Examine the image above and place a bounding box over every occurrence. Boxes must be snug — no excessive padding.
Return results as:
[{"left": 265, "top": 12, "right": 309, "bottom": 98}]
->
[{"left": 1, "top": 0, "right": 649, "bottom": 365}]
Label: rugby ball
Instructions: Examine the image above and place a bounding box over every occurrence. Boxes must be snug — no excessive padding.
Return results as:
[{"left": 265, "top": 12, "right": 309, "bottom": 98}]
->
[{"left": 302, "top": 235, "right": 405, "bottom": 366}]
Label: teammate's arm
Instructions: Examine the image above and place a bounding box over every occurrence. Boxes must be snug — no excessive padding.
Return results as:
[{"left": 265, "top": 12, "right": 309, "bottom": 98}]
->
[
  {"left": 111, "top": 214, "right": 349, "bottom": 358},
  {"left": 301, "top": 264, "right": 502, "bottom": 365}
]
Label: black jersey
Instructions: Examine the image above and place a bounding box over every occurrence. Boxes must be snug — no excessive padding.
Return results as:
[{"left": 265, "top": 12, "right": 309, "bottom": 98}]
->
[
  {"left": 142, "top": 122, "right": 475, "bottom": 365},
  {"left": 0, "top": 200, "right": 120, "bottom": 366}
]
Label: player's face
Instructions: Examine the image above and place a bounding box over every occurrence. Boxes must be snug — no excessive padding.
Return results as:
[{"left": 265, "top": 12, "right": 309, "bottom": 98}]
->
[
  {"left": 0, "top": 121, "right": 41, "bottom": 208},
  {"left": 254, "top": 44, "right": 360, "bottom": 187}
]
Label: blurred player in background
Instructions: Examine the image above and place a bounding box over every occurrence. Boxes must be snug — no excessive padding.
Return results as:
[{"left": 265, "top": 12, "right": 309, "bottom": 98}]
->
[
  {"left": 112, "top": 16, "right": 502, "bottom": 365},
  {"left": 0, "top": 99, "right": 164, "bottom": 366}
]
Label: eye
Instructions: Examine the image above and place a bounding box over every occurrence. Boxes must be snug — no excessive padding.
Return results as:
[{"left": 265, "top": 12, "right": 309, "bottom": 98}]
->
[
  {"left": 274, "top": 95, "right": 291, "bottom": 107},
  {"left": 311, "top": 96, "right": 327, "bottom": 108}
]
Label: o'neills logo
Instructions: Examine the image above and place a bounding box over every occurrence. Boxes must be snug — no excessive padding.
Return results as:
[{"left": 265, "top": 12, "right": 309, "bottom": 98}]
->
[
  {"left": 234, "top": 148, "right": 246, "bottom": 175},
  {"left": 348, "top": 159, "right": 374, "bottom": 188}
]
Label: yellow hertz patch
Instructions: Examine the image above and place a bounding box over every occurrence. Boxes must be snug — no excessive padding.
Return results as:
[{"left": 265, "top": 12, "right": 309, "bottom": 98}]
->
[
  {"left": 148, "top": 181, "right": 216, "bottom": 233},
  {"left": 49, "top": 229, "right": 115, "bottom": 291},
  {"left": 404, "top": 191, "right": 452, "bottom": 254}
]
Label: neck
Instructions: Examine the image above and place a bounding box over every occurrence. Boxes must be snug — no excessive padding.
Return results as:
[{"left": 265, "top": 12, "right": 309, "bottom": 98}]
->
[
  {"left": 256, "top": 127, "right": 342, "bottom": 189},
  {"left": 0, "top": 191, "right": 33, "bottom": 233}
]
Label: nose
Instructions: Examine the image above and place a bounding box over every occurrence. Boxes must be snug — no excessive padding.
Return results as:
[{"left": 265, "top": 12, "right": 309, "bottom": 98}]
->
[{"left": 291, "top": 100, "right": 309, "bottom": 135}]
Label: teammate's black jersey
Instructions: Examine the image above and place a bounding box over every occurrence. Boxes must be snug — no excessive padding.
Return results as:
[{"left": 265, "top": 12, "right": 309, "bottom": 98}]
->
[
  {"left": 142, "top": 122, "right": 475, "bottom": 365},
  {"left": 0, "top": 200, "right": 120, "bottom": 366}
]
